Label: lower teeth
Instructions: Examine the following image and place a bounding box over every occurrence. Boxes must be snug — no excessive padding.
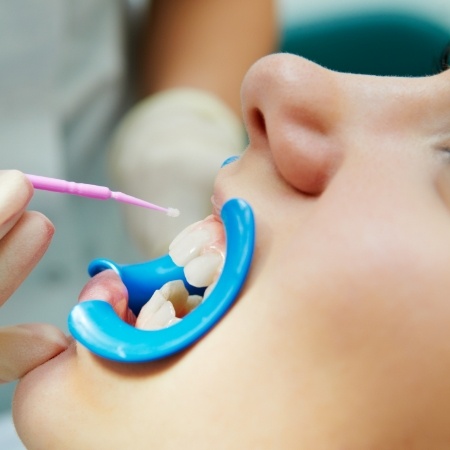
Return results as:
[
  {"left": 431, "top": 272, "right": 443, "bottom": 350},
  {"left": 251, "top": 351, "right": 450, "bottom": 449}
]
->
[{"left": 135, "top": 280, "right": 205, "bottom": 330}]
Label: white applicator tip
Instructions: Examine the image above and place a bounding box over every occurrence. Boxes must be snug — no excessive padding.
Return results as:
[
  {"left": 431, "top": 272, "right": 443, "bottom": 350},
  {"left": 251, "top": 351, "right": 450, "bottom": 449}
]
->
[{"left": 167, "top": 208, "right": 180, "bottom": 218}]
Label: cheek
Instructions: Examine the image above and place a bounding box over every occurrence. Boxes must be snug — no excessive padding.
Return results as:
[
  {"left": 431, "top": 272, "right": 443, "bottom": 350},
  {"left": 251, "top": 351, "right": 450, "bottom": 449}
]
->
[
  {"left": 274, "top": 211, "right": 450, "bottom": 349},
  {"left": 435, "top": 167, "right": 450, "bottom": 210},
  {"left": 263, "top": 214, "right": 450, "bottom": 428}
]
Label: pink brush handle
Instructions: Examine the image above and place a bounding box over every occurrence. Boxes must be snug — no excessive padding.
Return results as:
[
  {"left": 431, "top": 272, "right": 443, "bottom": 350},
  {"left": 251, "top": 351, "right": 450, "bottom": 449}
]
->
[
  {"left": 25, "top": 174, "right": 180, "bottom": 217},
  {"left": 26, "top": 174, "right": 112, "bottom": 199}
]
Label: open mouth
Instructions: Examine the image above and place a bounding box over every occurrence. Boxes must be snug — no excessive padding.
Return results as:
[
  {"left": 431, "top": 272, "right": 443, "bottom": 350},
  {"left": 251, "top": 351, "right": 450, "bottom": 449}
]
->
[
  {"left": 133, "top": 214, "right": 226, "bottom": 330},
  {"left": 68, "top": 198, "right": 255, "bottom": 362}
]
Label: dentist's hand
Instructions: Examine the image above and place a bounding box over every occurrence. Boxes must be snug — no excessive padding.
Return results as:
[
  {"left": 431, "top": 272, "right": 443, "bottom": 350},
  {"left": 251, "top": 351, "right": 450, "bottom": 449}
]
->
[{"left": 0, "top": 171, "right": 69, "bottom": 383}]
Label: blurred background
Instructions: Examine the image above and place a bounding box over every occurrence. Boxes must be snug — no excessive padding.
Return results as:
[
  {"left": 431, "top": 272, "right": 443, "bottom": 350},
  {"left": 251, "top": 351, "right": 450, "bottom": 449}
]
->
[
  {"left": 0, "top": 0, "right": 449, "bottom": 445},
  {"left": 281, "top": 0, "right": 450, "bottom": 76}
]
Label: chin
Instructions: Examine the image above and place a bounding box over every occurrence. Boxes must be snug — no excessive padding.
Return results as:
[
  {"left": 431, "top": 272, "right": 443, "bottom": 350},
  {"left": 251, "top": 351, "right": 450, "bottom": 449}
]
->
[{"left": 13, "top": 343, "right": 77, "bottom": 450}]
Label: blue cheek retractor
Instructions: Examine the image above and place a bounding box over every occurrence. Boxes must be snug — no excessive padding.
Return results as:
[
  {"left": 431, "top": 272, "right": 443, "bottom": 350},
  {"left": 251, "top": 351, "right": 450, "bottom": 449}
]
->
[{"left": 68, "top": 198, "right": 255, "bottom": 362}]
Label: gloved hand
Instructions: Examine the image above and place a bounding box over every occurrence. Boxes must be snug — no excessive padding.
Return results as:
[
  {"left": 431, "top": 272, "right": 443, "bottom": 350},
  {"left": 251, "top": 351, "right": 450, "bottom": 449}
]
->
[
  {"left": 0, "top": 171, "right": 69, "bottom": 383},
  {"left": 108, "top": 88, "right": 247, "bottom": 257}
]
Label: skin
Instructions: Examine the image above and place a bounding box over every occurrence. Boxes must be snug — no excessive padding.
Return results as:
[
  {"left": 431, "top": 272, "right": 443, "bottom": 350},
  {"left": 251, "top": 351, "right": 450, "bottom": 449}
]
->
[
  {"left": 12, "top": 54, "right": 450, "bottom": 448},
  {"left": 0, "top": 171, "right": 68, "bottom": 383}
]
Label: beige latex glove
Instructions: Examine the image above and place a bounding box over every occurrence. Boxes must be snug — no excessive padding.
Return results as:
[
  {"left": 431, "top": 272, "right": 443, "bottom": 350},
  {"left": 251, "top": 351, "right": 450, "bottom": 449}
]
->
[
  {"left": 0, "top": 171, "right": 69, "bottom": 383},
  {"left": 109, "top": 88, "right": 247, "bottom": 258}
]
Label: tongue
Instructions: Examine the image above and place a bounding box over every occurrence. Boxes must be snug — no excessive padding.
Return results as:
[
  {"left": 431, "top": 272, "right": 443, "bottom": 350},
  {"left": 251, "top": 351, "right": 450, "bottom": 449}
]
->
[{"left": 78, "top": 270, "right": 136, "bottom": 325}]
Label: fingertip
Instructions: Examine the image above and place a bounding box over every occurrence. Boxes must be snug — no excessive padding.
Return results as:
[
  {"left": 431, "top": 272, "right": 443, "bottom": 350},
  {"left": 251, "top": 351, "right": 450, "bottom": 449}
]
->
[
  {"left": 0, "top": 324, "right": 69, "bottom": 383},
  {"left": 0, "top": 170, "right": 33, "bottom": 208},
  {"left": 25, "top": 210, "right": 55, "bottom": 240},
  {"left": 13, "top": 211, "right": 55, "bottom": 266},
  {"left": 0, "top": 211, "right": 55, "bottom": 304}
]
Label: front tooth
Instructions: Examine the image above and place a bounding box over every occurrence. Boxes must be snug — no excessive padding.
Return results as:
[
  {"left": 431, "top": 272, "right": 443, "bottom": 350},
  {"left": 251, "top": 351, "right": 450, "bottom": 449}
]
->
[
  {"left": 169, "top": 216, "right": 225, "bottom": 268},
  {"left": 135, "top": 290, "right": 176, "bottom": 330},
  {"left": 169, "top": 228, "right": 211, "bottom": 266},
  {"left": 169, "top": 219, "right": 203, "bottom": 250},
  {"left": 184, "top": 252, "right": 223, "bottom": 287}
]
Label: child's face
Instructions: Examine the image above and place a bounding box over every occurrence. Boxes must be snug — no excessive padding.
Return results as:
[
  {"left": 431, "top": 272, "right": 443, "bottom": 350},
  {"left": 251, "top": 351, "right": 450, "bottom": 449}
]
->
[{"left": 14, "top": 54, "right": 450, "bottom": 449}]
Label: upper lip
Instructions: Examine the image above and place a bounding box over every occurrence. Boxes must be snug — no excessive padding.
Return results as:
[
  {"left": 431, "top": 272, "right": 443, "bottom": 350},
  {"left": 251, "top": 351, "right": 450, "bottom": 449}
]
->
[
  {"left": 211, "top": 187, "right": 226, "bottom": 218},
  {"left": 210, "top": 196, "right": 220, "bottom": 217}
]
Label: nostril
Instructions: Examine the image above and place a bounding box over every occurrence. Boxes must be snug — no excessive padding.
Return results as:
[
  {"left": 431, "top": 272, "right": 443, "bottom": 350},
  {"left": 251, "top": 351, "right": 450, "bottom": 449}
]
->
[{"left": 251, "top": 108, "right": 267, "bottom": 137}]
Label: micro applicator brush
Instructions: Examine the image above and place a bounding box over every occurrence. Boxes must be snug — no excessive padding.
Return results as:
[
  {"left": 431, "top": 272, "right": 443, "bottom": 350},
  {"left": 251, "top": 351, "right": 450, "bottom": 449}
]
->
[{"left": 25, "top": 174, "right": 180, "bottom": 217}]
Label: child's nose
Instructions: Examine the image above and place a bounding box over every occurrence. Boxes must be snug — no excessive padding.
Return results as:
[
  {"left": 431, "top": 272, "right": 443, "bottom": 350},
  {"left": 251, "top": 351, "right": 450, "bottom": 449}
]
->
[{"left": 241, "top": 54, "right": 344, "bottom": 195}]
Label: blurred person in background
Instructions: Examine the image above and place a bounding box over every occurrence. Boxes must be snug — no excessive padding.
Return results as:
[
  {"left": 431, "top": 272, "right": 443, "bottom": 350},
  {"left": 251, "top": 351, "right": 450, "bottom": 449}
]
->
[{"left": 0, "top": 1, "right": 277, "bottom": 447}]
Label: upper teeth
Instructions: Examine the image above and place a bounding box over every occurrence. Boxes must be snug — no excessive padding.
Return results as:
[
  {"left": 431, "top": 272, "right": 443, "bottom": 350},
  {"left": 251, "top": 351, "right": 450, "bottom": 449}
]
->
[
  {"left": 184, "top": 251, "right": 223, "bottom": 287},
  {"left": 135, "top": 216, "right": 225, "bottom": 331}
]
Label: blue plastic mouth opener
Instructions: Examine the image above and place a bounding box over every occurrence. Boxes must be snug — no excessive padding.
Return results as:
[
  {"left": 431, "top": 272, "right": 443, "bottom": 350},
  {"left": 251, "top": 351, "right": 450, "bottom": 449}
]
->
[{"left": 68, "top": 198, "right": 255, "bottom": 362}]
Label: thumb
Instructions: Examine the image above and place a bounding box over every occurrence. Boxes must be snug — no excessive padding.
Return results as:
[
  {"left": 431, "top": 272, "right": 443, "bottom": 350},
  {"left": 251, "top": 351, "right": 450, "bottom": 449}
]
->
[{"left": 0, "top": 324, "right": 69, "bottom": 383}]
